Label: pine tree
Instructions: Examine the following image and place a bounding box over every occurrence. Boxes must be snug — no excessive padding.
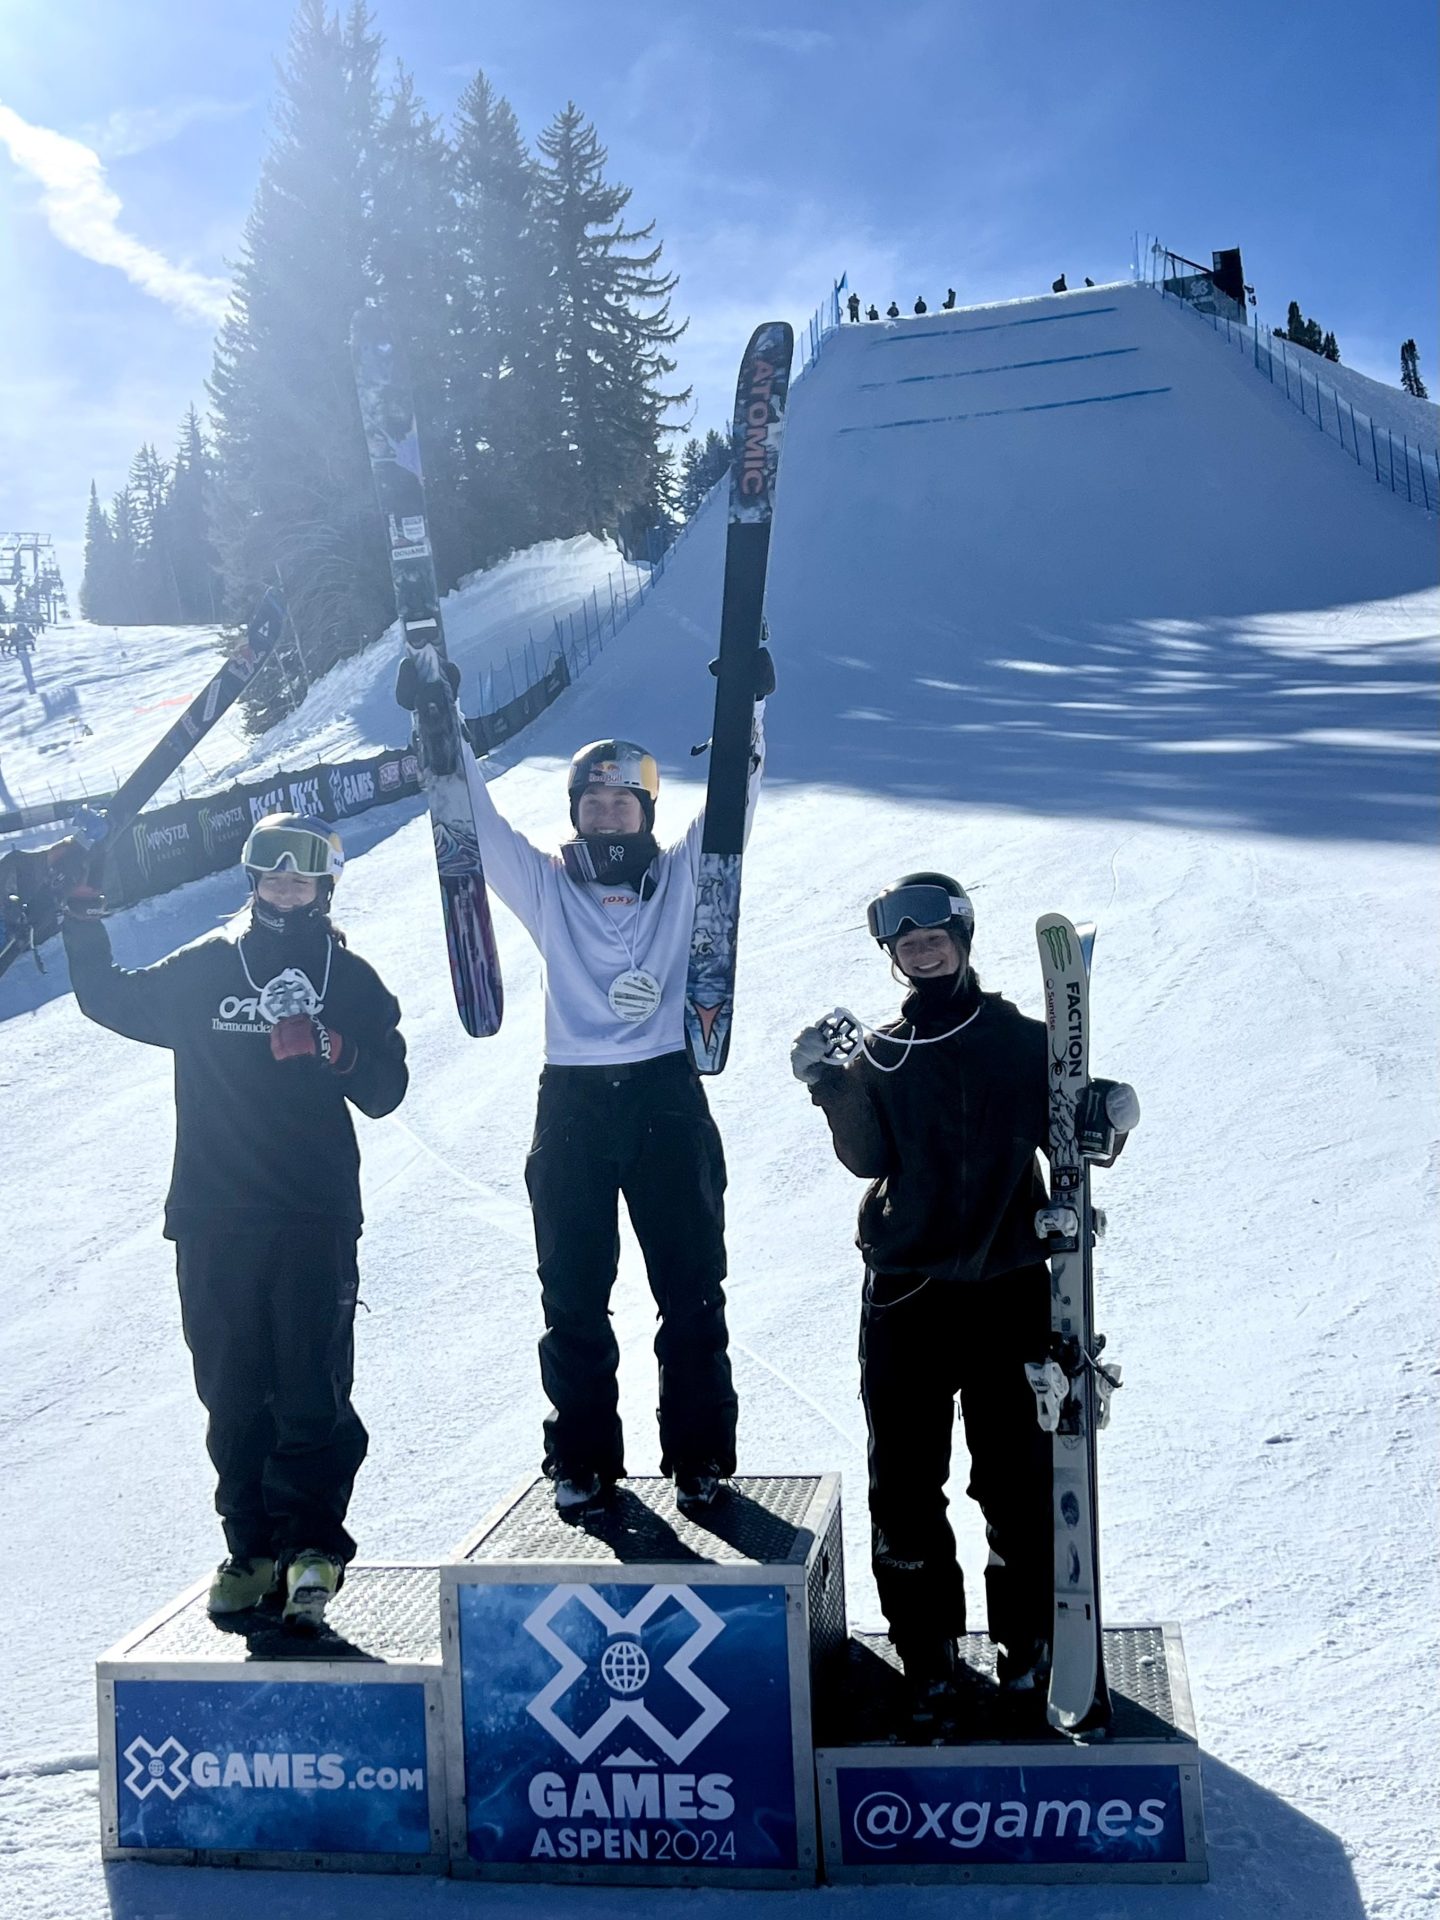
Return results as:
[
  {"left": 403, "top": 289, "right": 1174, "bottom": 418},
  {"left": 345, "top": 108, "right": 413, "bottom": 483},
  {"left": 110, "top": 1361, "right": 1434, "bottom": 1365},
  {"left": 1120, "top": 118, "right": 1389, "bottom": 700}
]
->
[
  {"left": 1320, "top": 331, "right": 1340, "bottom": 364},
  {"left": 129, "top": 444, "right": 178, "bottom": 622},
  {"left": 452, "top": 68, "right": 562, "bottom": 561},
  {"left": 1400, "top": 340, "right": 1429, "bottom": 400},
  {"left": 79, "top": 482, "right": 115, "bottom": 622},
  {"left": 533, "top": 103, "right": 689, "bottom": 540},
  {"left": 208, "top": 0, "right": 389, "bottom": 728},
  {"left": 168, "top": 406, "right": 223, "bottom": 622},
  {"left": 1285, "top": 301, "right": 1306, "bottom": 346},
  {"left": 370, "top": 66, "right": 472, "bottom": 591},
  {"left": 108, "top": 487, "right": 141, "bottom": 625}
]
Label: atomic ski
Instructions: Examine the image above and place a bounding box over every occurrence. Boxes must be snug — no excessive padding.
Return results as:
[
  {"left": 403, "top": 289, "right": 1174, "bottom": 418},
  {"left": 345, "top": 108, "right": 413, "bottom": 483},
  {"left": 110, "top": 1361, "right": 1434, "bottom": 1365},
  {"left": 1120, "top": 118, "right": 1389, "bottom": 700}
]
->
[
  {"left": 349, "top": 306, "right": 502, "bottom": 1038},
  {"left": 0, "top": 590, "right": 287, "bottom": 982},
  {"left": 1027, "top": 913, "right": 1124, "bottom": 1734},
  {"left": 684, "top": 320, "right": 793, "bottom": 1074}
]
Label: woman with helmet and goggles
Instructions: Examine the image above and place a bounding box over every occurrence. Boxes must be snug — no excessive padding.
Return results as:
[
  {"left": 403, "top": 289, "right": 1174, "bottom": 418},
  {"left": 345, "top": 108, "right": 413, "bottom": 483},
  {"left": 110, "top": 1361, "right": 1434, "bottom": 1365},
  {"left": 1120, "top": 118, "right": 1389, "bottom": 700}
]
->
[
  {"left": 60, "top": 812, "right": 408, "bottom": 1631},
  {"left": 442, "top": 647, "right": 774, "bottom": 1519},
  {"left": 791, "top": 873, "right": 1138, "bottom": 1728}
]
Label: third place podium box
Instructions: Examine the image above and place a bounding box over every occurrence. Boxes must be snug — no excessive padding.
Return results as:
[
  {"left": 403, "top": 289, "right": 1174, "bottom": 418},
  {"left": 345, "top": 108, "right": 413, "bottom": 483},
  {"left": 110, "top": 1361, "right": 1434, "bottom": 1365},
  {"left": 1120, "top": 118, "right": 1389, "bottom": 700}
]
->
[
  {"left": 441, "top": 1474, "right": 845, "bottom": 1886},
  {"left": 97, "top": 1566, "right": 449, "bottom": 1873},
  {"left": 815, "top": 1627, "right": 1207, "bottom": 1885}
]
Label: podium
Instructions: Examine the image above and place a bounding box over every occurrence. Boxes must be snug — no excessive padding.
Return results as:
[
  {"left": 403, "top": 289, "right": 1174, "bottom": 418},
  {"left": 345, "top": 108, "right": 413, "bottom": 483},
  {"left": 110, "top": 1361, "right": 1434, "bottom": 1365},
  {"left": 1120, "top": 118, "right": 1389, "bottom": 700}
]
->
[
  {"left": 97, "top": 1566, "right": 448, "bottom": 1872},
  {"left": 441, "top": 1474, "right": 845, "bottom": 1885},
  {"left": 93, "top": 1476, "right": 1205, "bottom": 1886},
  {"left": 815, "top": 1628, "right": 1207, "bottom": 1883}
]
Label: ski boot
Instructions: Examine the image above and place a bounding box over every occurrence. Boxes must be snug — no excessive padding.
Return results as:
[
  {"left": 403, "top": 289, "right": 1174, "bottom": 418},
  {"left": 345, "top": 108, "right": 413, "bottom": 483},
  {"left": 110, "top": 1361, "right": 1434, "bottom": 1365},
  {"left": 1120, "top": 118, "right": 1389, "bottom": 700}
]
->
[
  {"left": 207, "top": 1555, "right": 278, "bottom": 1616},
  {"left": 895, "top": 1635, "right": 962, "bottom": 1734},
  {"left": 281, "top": 1549, "right": 342, "bottom": 1632},
  {"left": 674, "top": 1465, "right": 726, "bottom": 1517},
  {"left": 394, "top": 651, "right": 463, "bottom": 776},
  {"left": 553, "top": 1468, "right": 609, "bottom": 1517}
]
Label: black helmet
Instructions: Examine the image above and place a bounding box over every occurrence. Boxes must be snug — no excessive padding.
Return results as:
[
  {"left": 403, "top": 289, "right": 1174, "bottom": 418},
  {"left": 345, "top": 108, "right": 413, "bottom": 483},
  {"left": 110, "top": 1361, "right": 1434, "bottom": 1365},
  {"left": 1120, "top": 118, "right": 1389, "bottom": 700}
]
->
[
  {"left": 867, "top": 871, "right": 974, "bottom": 951},
  {"left": 566, "top": 739, "right": 660, "bottom": 830}
]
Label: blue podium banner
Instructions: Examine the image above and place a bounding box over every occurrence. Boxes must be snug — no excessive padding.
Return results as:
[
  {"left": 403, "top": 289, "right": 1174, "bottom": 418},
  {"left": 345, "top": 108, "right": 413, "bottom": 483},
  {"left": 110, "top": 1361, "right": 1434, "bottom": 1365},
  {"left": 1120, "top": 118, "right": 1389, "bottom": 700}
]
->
[
  {"left": 837, "top": 1762, "right": 1187, "bottom": 1868},
  {"left": 113, "top": 1678, "right": 430, "bottom": 1855},
  {"left": 458, "top": 1580, "right": 796, "bottom": 1870}
]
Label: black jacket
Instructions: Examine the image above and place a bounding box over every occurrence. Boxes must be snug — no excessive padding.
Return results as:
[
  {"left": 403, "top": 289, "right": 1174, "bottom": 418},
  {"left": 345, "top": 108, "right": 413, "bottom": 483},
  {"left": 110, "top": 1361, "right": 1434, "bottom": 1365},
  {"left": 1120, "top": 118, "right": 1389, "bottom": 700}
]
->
[
  {"left": 810, "top": 979, "right": 1050, "bottom": 1283},
  {"left": 63, "top": 912, "right": 407, "bottom": 1236}
]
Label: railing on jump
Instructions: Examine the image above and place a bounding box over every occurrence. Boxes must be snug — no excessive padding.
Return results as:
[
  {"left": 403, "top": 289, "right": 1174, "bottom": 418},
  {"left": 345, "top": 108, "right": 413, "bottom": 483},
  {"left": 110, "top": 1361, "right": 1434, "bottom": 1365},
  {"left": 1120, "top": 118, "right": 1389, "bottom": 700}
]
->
[{"left": 1136, "top": 236, "right": 1438, "bottom": 514}]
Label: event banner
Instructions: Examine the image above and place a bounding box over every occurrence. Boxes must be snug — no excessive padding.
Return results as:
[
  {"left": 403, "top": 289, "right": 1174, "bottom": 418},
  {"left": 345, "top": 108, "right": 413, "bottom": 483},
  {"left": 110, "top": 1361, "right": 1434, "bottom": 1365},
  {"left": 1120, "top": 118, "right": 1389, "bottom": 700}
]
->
[
  {"left": 113, "top": 1677, "right": 431, "bottom": 1855},
  {"left": 102, "top": 747, "right": 422, "bottom": 908},
  {"left": 835, "top": 1761, "right": 1189, "bottom": 1870},
  {"left": 457, "top": 1579, "right": 799, "bottom": 1872}
]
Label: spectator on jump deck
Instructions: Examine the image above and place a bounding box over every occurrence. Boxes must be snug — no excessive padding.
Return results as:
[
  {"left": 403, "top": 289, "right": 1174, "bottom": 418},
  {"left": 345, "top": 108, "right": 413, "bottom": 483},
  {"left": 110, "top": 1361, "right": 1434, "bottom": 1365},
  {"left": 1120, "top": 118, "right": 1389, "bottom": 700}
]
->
[
  {"left": 886, "top": 301, "right": 900, "bottom": 319},
  {"left": 914, "top": 296, "right": 928, "bottom": 314},
  {"left": 847, "top": 293, "right": 862, "bottom": 323},
  {"left": 1084, "top": 278, "right": 1095, "bottom": 288},
  {"left": 866, "top": 305, "right": 879, "bottom": 321},
  {"left": 942, "top": 289, "right": 956, "bottom": 310},
  {"left": 1052, "top": 274, "right": 1067, "bottom": 294}
]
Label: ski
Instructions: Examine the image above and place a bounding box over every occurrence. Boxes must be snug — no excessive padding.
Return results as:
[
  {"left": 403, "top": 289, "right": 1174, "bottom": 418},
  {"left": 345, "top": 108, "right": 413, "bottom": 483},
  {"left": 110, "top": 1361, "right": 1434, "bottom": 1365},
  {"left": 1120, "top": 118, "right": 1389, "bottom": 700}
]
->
[
  {"left": 684, "top": 320, "right": 793, "bottom": 1074},
  {"left": 0, "top": 591, "right": 287, "bottom": 982},
  {"left": 1028, "top": 912, "right": 1120, "bottom": 1734},
  {"left": 349, "top": 305, "right": 502, "bottom": 1039}
]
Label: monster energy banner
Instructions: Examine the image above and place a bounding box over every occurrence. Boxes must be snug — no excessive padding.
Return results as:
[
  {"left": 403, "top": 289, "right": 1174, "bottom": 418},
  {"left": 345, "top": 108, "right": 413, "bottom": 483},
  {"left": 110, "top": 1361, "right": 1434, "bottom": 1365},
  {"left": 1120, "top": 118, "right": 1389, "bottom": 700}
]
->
[{"left": 102, "top": 746, "right": 423, "bottom": 909}]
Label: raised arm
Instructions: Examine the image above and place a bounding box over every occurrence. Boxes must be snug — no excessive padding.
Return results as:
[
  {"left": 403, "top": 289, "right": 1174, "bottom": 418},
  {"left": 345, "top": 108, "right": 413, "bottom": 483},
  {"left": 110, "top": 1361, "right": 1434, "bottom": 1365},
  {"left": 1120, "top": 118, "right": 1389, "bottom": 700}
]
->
[
  {"left": 459, "top": 741, "right": 553, "bottom": 937},
  {"left": 61, "top": 914, "right": 187, "bottom": 1049}
]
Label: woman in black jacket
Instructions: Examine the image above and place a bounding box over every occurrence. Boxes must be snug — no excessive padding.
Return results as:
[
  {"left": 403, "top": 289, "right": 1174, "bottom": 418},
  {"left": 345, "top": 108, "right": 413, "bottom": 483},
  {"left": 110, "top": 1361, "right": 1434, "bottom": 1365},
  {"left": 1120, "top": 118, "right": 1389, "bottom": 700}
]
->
[
  {"left": 61, "top": 813, "right": 408, "bottom": 1632},
  {"left": 792, "top": 872, "right": 1135, "bottom": 1723}
]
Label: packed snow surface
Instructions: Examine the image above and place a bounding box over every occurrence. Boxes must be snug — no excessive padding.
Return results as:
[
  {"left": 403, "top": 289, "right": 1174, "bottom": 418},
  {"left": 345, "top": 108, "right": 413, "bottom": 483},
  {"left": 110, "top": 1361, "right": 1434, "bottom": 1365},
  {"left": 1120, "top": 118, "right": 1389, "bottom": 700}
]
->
[{"left": 1, "top": 284, "right": 1437, "bottom": 1918}]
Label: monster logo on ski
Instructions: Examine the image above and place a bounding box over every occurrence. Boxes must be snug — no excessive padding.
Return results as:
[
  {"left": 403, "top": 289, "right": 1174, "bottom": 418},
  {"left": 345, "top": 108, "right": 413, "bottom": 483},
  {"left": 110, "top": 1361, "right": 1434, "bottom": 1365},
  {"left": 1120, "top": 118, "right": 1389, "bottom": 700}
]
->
[
  {"left": 349, "top": 305, "right": 502, "bottom": 1038},
  {"left": 685, "top": 321, "right": 793, "bottom": 1073},
  {"left": 1029, "top": 911, "right": 1120, "bottom": 1734},
  {"left": 0, "top": 590, "right": 287, "bottom": 983}
]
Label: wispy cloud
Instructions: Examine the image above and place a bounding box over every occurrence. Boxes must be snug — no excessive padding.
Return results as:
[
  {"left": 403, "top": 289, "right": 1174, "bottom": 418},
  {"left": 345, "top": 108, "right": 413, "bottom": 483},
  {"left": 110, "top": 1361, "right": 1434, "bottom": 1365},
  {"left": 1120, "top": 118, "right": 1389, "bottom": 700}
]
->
[
  {"left": 739, "top": 28, "right": 835, "bottom": 55},
  {"left": 0, "top": 100, "right": 230, "bottom": 322},
  {"left": 87, "top": 95, "right": 256, "bottom": 161}
]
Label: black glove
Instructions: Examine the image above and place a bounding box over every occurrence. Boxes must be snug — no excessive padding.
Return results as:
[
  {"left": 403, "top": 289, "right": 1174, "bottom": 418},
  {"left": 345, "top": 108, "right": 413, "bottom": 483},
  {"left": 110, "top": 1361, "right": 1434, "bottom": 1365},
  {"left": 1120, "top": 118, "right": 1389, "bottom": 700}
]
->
[
  {"left": 708, "top": 644, "right": 775, "bottom": 700},
  {"left": 396, "top": 652, "right": 462, "bottom": 712}
]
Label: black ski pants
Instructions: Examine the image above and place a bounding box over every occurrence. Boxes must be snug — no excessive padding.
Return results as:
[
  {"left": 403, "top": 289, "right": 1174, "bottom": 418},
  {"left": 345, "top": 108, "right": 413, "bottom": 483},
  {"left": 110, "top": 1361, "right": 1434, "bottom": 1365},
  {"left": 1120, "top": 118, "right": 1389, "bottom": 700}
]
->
[
  {"left": 175, "top": 1222, "right": 369, "bottom": 1563},
  {"left": 525, "top": 1053, "right": 737, "bottom": 1482},
  {"left": 860, "top": 1264, "right": 1052, "bottom": 1660}
]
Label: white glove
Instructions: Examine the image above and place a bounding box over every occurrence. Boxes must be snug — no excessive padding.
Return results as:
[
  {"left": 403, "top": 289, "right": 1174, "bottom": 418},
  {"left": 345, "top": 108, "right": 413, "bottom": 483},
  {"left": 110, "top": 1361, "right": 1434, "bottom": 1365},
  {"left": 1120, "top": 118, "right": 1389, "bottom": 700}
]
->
[
  {"left": 791, "top": 1010, "right": 861, "bottom": 1084},
  {"left": 1102, "top": 1081, "right": 1141, "bottom": 1133}
]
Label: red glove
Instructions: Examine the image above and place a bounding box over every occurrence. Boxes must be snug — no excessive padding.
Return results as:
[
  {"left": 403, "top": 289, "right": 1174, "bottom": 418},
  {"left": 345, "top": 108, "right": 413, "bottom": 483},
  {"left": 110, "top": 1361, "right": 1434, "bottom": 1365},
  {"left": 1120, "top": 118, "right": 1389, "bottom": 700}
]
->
[{"left": 270, "top": 1014, "right": 351, "bottom": 1071}]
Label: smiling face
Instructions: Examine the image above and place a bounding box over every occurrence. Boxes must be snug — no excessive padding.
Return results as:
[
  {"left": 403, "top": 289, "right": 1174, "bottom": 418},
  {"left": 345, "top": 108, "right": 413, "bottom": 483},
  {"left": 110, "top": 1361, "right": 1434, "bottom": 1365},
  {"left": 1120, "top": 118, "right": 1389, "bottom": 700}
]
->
[
  {"left": 892, "top": 925, "right": 963, "bottom": 980},
  {"left": 255, "top": 871, "right": 320, "bottom": 909},
  {"left": 576, "top": 789, "right": 645, "bottom": 836}
]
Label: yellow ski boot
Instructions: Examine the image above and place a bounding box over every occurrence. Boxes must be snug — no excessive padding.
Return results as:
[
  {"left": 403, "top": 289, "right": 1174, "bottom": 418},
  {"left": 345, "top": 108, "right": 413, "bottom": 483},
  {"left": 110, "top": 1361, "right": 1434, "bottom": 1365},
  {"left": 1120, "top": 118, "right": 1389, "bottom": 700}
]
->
[
  {"left": 282, "top": 1549, "right": 341, "bottom": 1632},
  {"left": 207, "top": 1555, "right": 278, "bottom": 1615}
]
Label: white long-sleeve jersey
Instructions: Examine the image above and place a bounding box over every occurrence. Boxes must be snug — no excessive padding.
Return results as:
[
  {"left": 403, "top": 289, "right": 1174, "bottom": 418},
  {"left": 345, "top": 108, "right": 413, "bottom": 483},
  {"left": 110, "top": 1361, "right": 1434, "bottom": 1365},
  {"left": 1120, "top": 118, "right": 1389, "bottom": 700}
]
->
[{"left": 460, "top": 714, "right": 765, "bottom": 1066}]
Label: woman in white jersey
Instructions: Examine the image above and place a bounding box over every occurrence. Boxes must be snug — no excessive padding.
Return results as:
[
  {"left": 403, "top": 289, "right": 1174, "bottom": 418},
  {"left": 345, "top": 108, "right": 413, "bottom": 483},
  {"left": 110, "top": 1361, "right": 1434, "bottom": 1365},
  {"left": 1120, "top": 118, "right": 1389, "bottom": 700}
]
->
[{"left": 459, "top": 653, "right": 772, "bottom": 1516}]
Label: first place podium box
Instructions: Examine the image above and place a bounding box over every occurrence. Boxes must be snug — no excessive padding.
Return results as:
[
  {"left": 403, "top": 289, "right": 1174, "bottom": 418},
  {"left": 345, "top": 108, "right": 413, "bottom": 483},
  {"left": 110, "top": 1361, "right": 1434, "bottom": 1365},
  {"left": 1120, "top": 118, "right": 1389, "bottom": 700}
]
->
[
  {"left": 97, "top": 1566, "right": 449, "bottom": 1874},
  {"left": 441, "top": 1474, "right": 845, "bottom": 1887},
  {"left": 816, "top": 1627, "right": 1208, "bottom": 1885}
]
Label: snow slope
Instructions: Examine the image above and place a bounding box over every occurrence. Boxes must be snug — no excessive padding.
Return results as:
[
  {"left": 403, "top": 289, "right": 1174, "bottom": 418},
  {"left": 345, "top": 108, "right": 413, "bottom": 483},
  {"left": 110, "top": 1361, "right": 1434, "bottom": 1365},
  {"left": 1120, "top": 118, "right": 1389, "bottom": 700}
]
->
[
  {"left": 0, "top": 533, "right": 632, "bottom": 826},
  {"left": 1, "top": 282, "right": 1437, "bottom": 1919}
]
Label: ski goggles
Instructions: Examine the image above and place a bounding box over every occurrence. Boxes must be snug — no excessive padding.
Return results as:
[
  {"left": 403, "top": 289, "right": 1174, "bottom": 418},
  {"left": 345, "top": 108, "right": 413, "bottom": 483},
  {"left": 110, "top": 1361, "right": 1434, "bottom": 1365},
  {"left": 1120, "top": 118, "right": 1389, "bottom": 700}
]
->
[
  {"left": 242, "top": 823, "right": 342, "bottom": 878},
  {"left": 867, "top": 882, "right": 974, "bottom": 945}
]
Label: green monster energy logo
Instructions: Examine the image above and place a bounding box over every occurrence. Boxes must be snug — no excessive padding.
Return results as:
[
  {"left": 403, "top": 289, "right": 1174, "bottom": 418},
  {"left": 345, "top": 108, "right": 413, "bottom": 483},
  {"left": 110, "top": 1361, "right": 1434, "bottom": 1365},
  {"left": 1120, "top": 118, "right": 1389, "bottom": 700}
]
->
[{"left": 1041, "top": 924, "right": 1072, "bottom": 968}]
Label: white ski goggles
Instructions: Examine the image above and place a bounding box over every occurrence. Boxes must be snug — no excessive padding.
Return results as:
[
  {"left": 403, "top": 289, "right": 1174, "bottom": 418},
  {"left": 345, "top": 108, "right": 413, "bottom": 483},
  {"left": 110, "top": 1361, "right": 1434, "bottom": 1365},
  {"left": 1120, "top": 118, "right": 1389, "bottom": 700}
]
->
[{"left": 243, "top": 824, "right": 342, "bottom": 878}]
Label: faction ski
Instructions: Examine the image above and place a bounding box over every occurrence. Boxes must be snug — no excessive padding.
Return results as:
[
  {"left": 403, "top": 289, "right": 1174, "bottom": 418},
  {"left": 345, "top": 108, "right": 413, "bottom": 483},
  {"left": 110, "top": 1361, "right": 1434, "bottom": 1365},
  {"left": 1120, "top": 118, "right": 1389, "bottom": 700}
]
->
[
  {"left": 684, "top": 320, "right": 793, "bottom": 1074},
  {"left": 349, "top": 306, "right": 502, "bottom": 1038},
  {"left": 0, "top": 590, "right": 287, "bottom": 983},
  {"left": 1028, "top": 913, "right": 1123, "bottom": 1734}
]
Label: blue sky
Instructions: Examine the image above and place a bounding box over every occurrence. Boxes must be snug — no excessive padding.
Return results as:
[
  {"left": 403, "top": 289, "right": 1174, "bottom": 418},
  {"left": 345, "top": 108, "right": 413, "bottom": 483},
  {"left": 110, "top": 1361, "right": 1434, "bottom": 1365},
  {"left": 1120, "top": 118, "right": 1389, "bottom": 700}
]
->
[{"left": 1, "top": 0, "right": 1435, "bottom": 596}]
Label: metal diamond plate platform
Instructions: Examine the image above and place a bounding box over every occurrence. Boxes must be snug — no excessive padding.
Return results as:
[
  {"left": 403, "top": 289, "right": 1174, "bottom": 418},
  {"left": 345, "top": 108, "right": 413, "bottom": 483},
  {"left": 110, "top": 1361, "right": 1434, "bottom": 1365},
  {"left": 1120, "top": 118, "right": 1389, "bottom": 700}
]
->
[
  {"left": 821, "top": 1628, "right": 1193, "bottom": 1747},
  {"left": 463, "top": 1475, "right": 826, "bottom": 1567},
  {"left": 118, "top": 1565, "right": 441, "bottom": 1665}
]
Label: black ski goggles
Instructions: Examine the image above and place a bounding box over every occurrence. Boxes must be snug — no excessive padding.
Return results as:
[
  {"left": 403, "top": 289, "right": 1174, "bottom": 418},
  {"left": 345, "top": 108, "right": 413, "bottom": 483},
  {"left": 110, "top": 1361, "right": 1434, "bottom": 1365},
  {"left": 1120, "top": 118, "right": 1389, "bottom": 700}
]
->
[{"left": 867, "top": 883, "right": 974, "bottom": 945}]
